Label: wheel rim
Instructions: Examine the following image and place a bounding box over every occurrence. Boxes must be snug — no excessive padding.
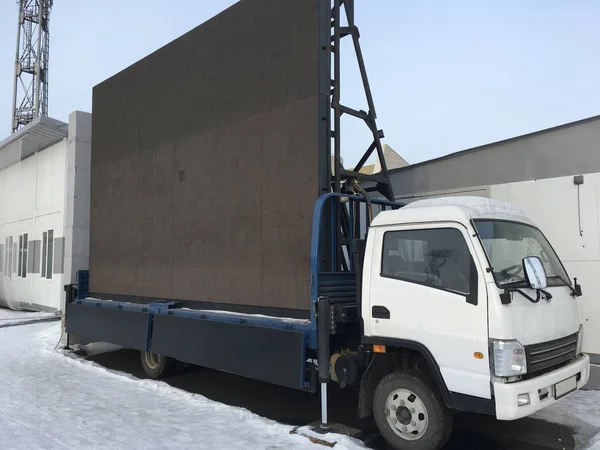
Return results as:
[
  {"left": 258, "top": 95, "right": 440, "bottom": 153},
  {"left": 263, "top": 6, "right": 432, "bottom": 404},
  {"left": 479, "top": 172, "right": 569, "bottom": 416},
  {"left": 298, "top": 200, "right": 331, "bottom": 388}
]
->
[
  {"left": 384, "top": 388, "right": 429, "bottom": 441},
  {"left": 145, "top": 352, "right": 160, "bottom": 369}
]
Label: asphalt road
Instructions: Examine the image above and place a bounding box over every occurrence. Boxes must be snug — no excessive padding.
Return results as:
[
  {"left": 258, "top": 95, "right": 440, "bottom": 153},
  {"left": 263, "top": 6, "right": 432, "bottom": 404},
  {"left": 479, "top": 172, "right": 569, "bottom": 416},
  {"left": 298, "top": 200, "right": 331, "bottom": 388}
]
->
[{"left": 86, "top": 349, "right": 574, "bottom": 450}]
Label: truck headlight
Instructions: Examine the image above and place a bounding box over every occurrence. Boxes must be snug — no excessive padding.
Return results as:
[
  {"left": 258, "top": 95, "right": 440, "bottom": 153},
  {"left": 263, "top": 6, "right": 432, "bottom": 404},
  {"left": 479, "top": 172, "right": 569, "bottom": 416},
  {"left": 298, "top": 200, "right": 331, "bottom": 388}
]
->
[
  {"left": 577, "top": 325, "right": 584, "bottom": 355},
  {"left": 491, "top": 340, "right": 527, "bottom": 377}
]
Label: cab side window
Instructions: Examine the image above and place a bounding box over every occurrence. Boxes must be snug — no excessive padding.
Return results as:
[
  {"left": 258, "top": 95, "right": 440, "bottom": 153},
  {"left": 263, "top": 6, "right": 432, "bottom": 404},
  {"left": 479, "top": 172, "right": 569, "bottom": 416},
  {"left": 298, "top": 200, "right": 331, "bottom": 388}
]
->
[{"left": 381, "top": 228, "right": 473, "bottom": 296}]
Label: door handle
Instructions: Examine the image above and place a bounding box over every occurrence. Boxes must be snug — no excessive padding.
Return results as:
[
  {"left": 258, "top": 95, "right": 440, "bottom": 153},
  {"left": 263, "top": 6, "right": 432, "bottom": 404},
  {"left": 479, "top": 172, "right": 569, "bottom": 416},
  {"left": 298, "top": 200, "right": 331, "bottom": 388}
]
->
[{"left": 372, "top": 305, "right": 390, "bottom": 319}]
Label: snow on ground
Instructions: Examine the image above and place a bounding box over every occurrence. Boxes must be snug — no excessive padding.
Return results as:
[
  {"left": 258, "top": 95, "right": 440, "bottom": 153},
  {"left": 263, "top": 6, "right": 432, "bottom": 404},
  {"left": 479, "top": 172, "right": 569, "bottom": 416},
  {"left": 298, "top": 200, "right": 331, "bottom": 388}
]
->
[
  {"left": 0, "top": 306, "right": 59, "bottom": 327},
  {"left": 0, "top": 319, "right": 365, "bottom": 450},
  {"left": 534, "top": 389, "right": 600, "bottom": 450},
  {"left": 3, "top": 306, "right": 600, "bottom": 450}
]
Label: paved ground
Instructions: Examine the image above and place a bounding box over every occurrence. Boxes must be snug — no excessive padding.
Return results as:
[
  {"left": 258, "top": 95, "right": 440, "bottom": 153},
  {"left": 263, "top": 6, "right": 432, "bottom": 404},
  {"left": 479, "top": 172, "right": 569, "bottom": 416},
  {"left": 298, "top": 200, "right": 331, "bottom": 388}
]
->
[{"left": 87, "top": 348, "right": 576, "bottom": 450}]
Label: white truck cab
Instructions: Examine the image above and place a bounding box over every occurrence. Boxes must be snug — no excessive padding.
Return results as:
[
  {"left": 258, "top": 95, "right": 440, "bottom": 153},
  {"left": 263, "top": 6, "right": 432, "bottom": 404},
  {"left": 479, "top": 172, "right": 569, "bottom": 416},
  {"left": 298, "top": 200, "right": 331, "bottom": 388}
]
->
[{"left": 361, "top": 196, "right": 589, "bottom": 450}]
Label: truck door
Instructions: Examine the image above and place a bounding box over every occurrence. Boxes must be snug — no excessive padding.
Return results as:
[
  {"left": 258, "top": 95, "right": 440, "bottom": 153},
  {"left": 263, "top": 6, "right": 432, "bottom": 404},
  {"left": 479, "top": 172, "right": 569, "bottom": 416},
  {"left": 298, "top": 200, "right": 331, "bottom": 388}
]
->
[{"left": 366, "top": 222, "right": 491, "bottom": 400}]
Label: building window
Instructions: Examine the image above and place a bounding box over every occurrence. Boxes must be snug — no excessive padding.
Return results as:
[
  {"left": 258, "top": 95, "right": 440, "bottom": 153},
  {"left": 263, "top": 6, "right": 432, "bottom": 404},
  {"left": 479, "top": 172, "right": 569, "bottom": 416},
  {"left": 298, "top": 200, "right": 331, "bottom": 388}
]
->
[
  {"left": 3, "top": 237, "right": 8, "bottom": 276},
  {"left": 381, "top": 228, "right": 472, "bottom": 295},
  {"left": 18, "top": 233, "right": 28, "bottom": 278},
  {"left": 41, "top": 229, "right": 54, "bottom": 280},
  {"left": 5, "top": 236, "right": 13, "bottom": 278}
]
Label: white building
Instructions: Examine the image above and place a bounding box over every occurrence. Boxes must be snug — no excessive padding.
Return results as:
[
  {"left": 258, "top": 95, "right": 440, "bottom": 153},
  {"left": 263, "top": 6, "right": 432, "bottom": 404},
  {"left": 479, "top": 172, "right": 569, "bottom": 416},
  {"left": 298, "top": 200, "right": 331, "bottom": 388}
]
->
[{"left": 0, "top": 111, "right": 91, "bottom": 312}]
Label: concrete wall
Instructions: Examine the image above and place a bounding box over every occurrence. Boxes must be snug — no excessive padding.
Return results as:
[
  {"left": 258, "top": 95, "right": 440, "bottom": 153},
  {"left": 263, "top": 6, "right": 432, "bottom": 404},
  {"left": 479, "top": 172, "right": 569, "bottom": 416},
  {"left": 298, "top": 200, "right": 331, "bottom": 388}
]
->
[
  {"left": 0, "top": 112, "right": 91, "bottom": 312},
  {"left": 62, "top": 111, "right": 92, "bottom": 311},
  {"left": 389, "top": 116, "right": 600, "bottom": 197}
]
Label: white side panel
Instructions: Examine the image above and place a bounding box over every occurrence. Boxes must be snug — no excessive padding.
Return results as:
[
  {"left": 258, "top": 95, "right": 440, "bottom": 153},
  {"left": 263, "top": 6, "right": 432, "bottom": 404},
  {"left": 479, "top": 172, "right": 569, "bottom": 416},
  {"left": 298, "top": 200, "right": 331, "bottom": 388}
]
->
[
  {"left": 562, "top": 261, "right": 599, "bottom": 353},
  {"left": 32, "top": 212, "right": 65, "bottom": 310},
  {"left": 36, "top": 141, "right": 66, "bottom": 215},
  {"left": 0, "top": 140, "right": 67, "bottom": 311},
  {"left": 364, "top": 222, "right": 491, "bottom": 399},
  {"left": 490, "top": 175, "right": 599, "bottom": 263}
]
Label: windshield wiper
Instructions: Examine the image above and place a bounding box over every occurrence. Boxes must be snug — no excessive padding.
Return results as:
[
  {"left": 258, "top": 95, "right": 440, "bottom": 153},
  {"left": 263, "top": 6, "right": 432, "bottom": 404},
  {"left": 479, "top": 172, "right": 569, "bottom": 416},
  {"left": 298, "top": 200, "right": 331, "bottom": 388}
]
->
[
  {"left": 547, "top": 275, "right": 569, "bottom": 286},
  {"left": 547, "top": 275, "right": 581, "bottom": 297},
  {"left": 499, "top": 280, "right": 528, "bottom": 289}
]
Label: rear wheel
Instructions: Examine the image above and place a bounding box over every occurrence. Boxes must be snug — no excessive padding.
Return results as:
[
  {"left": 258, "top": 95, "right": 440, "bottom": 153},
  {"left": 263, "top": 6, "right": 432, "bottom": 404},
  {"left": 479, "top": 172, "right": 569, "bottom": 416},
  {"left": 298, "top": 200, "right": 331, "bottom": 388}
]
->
[
  {"left": 140, "top": 351, "right": 178, "bottom": 379},
  {"left": 373, "top": 371, "right": 453, "bottom": 450}
]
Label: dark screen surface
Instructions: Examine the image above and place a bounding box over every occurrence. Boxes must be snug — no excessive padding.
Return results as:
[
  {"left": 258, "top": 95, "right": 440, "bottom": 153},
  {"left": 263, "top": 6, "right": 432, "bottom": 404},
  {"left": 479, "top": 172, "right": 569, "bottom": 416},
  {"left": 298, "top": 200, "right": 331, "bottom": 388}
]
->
[{"left": 89, "top": 0, "right": 329, "bottom": 314}]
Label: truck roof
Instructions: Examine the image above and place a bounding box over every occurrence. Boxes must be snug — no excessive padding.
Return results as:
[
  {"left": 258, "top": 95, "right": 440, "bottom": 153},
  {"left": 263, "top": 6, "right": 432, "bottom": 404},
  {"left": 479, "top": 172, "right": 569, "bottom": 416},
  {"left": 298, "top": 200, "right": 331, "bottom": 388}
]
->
[{"left": 371, "top": 196, "right": 536, "bottom": 227}]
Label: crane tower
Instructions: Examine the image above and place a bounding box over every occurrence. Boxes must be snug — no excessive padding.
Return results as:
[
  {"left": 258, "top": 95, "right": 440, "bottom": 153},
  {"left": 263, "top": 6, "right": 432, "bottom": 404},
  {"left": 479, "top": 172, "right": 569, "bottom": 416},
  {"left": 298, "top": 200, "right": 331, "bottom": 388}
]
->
[{"left": 11, "top": 0, "right": 53, "bottom": 133}]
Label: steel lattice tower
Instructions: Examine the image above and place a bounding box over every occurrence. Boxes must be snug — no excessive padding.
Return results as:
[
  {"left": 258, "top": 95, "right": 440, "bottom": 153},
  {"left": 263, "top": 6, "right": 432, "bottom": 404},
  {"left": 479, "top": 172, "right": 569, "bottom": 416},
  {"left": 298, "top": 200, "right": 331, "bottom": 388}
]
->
[{"left": 11, "top": 0, "right": 53, "bottom": 133}]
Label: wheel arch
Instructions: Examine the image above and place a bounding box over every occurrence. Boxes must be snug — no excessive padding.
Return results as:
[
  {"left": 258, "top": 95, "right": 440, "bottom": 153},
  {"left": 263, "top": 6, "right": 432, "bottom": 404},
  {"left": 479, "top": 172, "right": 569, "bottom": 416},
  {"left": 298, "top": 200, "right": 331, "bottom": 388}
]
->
[{"left": 361, "top": 336, "right": 453, "bottom": 408}]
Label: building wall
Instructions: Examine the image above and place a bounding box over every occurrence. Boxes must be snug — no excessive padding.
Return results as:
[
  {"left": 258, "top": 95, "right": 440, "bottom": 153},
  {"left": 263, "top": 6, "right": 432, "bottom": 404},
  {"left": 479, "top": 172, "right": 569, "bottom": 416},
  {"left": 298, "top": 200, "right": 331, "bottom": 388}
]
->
[
  {"left": 0, "top": 111, "right": 92, "bottom": 312},
  {"left": 389, "top": 116, "right": 600, "bottom": 197},
  {"left": 0, "top": 140, "right": 66, "bottom": 311}
]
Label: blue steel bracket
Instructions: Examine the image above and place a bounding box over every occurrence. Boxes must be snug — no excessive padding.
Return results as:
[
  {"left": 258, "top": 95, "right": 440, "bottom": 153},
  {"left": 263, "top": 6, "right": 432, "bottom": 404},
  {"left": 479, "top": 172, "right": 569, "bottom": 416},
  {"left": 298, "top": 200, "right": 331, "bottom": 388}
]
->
[
  {"left": 145, "top": 313, "right": 153, "bottom": 352},
  {"left": 76, "top": 270, "right": 89, "bottom": 299},
  {"left": 144, "top": 302, "right": 180, "bottom": 351}
]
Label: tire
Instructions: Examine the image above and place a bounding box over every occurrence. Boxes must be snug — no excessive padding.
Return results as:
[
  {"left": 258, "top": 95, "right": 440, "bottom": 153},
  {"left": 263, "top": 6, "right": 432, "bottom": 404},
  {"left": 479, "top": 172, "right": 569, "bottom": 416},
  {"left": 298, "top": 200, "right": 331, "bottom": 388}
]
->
[
  {"left": 373, "top": 371, "right": 453, "bottom": 450},
  {"left": 140, "top": 351, "right": 178, "bottom": 379}
]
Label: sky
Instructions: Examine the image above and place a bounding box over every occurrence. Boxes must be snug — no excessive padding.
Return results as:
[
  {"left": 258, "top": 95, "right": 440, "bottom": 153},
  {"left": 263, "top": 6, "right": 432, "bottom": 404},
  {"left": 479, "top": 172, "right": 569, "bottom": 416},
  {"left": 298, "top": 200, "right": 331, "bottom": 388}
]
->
[{"left": 1, "top": 0, "right": 599, "bottom": 166}]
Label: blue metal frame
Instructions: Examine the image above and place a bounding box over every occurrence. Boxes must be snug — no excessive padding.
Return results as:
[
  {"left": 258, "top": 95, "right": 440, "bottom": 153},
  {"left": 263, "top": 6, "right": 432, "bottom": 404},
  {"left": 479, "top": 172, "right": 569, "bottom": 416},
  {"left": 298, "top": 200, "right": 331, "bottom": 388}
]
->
[
  {"left": 73, "top": 297, "right": 312, "bottom": 340},
  {"left": 70, "top": 298, "right": 310, "bottom": 389},
  {"left": 309, "top": 193, "right": 402, "bottom": 347}
]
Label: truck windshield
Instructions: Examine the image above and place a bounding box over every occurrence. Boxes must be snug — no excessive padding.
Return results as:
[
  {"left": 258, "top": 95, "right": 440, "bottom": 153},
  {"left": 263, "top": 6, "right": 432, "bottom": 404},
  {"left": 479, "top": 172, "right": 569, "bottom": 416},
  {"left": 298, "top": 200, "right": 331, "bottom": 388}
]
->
[{"left": 473, "top": 220, "right": 570, "bottom": 288}]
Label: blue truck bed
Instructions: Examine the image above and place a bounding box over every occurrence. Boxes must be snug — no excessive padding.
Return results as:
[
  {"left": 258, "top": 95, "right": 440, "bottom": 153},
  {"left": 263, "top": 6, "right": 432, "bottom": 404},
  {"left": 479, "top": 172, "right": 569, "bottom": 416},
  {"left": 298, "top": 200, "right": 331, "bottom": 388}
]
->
[{"left": 65, "top": 194, "right": 402, "bottom": 392}]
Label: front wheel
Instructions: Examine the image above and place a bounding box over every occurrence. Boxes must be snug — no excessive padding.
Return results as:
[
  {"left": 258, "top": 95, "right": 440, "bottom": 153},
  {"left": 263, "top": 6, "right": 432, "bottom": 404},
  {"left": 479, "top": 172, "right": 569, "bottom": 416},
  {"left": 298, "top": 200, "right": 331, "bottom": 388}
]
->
[
  {"left": 140, "top": 351, "right": 178, "bottom": 379},
  {"left": 373, "top": 372, "right": 453, "bottom": 450}
]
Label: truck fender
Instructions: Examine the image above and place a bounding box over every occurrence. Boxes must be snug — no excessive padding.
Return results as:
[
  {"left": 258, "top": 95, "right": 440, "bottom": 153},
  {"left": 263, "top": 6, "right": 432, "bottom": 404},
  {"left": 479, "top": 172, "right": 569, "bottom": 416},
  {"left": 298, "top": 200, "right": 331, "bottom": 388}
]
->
[{"left": 360, "top": 336, "right": 453, "bottom": 408}]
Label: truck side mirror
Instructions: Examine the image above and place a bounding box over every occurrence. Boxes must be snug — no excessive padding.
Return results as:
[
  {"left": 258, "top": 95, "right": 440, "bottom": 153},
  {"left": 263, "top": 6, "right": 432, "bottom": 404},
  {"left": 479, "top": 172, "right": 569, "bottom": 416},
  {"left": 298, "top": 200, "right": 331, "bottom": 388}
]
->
[{"left": 523, "top": 256, "right": 548, "bottom": 290}]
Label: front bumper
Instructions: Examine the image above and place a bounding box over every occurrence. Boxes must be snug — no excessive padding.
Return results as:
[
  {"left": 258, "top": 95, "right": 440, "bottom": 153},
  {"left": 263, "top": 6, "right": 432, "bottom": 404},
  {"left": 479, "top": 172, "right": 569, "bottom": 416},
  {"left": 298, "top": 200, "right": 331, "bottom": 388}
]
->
[{"left": 494, "top": 353, "right": 590, "bottom": 421}]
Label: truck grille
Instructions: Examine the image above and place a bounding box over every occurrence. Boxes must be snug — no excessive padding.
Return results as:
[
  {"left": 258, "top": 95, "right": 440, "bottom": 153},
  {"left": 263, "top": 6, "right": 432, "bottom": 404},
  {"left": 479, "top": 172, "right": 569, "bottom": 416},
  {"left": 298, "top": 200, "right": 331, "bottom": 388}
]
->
[{"left": 525, "top": 332, "right": 578, "bottom": 378}]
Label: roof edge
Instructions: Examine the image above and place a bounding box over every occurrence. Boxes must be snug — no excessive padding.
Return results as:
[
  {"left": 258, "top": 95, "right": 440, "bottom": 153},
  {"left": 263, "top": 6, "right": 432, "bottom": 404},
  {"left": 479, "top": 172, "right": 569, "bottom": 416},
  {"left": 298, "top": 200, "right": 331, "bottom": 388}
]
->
[
  {"left": 0, "top": 115, "right": 68, "bottom": 154},
  {"left": 389, "top": 113, "right": 600, "bottom": 175}
]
